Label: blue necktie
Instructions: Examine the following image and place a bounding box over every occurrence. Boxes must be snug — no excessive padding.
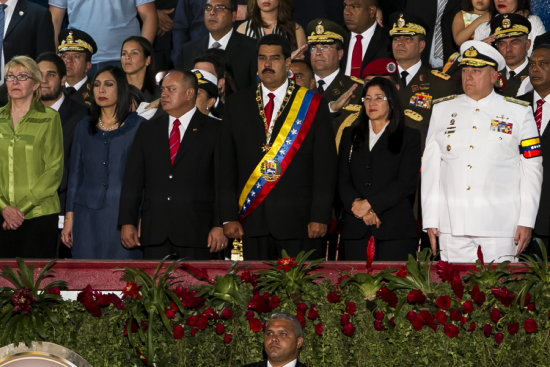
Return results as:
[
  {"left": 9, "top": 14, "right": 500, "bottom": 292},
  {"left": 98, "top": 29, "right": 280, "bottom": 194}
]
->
[{"left": 0, "top": 4, "right": 7, "bottom": 76}]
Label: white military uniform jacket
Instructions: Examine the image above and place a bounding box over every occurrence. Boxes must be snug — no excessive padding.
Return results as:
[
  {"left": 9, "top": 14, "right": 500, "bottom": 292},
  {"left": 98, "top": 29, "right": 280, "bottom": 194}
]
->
[{"left": 422, "top": 91, "right": 543, "bottom": 237}]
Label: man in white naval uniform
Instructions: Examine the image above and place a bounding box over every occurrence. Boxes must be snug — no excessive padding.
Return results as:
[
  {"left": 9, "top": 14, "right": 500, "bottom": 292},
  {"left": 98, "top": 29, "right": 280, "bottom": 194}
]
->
[{"left": 422, "top": 40, "right": 543, "bottom": 263}]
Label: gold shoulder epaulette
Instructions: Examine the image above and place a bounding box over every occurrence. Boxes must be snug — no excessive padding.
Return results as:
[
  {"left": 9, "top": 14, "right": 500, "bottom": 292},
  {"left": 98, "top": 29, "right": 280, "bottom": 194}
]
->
[
  {"left": 349, "top": 76, "right": 364, "bottom": 85},
  {"left": 504, "top": 96, "right": 530, "bottom": 107},
  {"left": 342, "top": 104, "right": 362, "bottom": 112},
  {"left": 431, "top": 69, "right": 451, "bottom": 80},
  {"left": 404, "top": 109, "right": 423, "bottom": 122},
  {"left": 433, "top": 94, "right": 458, "bottom": 105}
]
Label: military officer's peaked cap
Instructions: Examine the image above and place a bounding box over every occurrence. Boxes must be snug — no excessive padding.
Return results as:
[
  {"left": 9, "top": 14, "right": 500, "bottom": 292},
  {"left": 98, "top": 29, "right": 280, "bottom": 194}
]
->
[
  {"left": 388, "top": 12, "right": 428, "bottom": 37},
  {"left": 58, "top": 29, "right": 97, "bottom": 55},
  {"left": 307, "top": 18, "right": 346, "bottom": 45},
  {"left": 192, "top": 69, "right": 218, "bottom": 98},
  {"left": 459, "top": 40, "right": 505, "bottom": 70},
  {"left": 491, "top": 13, "right": 531, "bottom": 40}
]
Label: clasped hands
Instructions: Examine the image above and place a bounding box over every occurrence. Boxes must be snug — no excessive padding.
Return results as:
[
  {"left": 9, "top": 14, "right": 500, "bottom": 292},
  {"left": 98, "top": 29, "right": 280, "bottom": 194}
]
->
[
  {"left": 352, "top": 199, "right": 381, "bottom": 228},
  {"left": 1, "top": 206, "right": 24, "bottom": 230}
]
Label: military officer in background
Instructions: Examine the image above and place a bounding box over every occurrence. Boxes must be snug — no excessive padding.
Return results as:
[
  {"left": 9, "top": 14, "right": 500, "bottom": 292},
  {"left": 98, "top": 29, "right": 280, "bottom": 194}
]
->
[
  {"left": 389, "top": 12, "right": 460, "bottom": 150},
  {"left": 307, "top": 18, "right": 362, "bottom": 135},
  {"left": 422, "top": 40, "right": 542, "bottom": 263},
  {"left": 57, "top": 29, "right": 97, "bottom": 107},
  {"left": 491, "top": 13, "right": 532, "bottom": 97}
]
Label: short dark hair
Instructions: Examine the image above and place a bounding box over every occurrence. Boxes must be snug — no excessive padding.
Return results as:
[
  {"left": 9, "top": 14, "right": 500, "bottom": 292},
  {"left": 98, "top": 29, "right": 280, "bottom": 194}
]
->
[
  {"left": 162, "top": 69, "right": 199, "bottom": 96},
  {"left": 257, "top": 34, "right": 292, "bottom": 59},
  {"left": 36, "top": 52, "right": 67, "bottom": 78},
  {"left": 89, "top": 66, "right": 133, "bottom": 135}
]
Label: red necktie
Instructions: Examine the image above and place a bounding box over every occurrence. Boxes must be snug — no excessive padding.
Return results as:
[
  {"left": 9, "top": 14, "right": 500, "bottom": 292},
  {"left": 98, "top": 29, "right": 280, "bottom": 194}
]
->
[
  {"left": 169, "top": 119, "right": 181, "bottom": 164},
  {"left": 535, "top": 99, "right": 545, "bottom": 133},
  {"left": 264, "top": 93, "right": 275, "bottom": 130},
  {"left": 351, "top": 35, "right": 363, "bottom": 78}
]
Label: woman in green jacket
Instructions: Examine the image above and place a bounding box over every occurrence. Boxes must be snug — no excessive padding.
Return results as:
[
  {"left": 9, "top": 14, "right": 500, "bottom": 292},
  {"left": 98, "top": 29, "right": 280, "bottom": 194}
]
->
[{"left": 0, "top": 56, "right": 63, "bottom": 258}]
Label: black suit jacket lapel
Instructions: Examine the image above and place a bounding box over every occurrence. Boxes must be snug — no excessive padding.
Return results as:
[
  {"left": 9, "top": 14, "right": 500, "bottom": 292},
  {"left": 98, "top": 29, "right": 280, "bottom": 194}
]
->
[
  {"left": 5, "top": 0, "right": 26, "bottom": 39},
  {"left": 361, "top": 24, "right": 382, "bottom": 72}
]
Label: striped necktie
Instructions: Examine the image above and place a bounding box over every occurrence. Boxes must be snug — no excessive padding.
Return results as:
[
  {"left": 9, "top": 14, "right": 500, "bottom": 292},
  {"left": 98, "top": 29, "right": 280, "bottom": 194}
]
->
[
  {"left": 535, "top": 99, "right": 545, "bottom": 133},
  {"left": 169, "top": 119, "right": 181, "bottom": 164}
]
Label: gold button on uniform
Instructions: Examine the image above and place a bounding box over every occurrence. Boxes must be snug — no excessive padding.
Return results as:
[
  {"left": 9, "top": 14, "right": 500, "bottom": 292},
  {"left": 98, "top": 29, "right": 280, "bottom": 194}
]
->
[
  {"left": 469, "top": 145, "right": 474, "bottom": 150},
  {"left": 475, "top": 108, "right": 480, "bottom": 112},
  {"left": 467, "top": 164, "right": 472, "bottom": 169},
  {"left": 466, "top": 186, "right": 471, "bottom": 190},
  {"left": 472, "top": 126, "right": 477, "bottom": 130},
  {"left": 447, "top": 145, "right": 451, "bottom": 151}
]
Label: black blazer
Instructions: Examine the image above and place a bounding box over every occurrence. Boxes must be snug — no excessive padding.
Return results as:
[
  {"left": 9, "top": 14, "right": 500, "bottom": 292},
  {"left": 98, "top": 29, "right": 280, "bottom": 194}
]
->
[
  {"left": 119, "top": 110, "right": 221, "bottom": 247},
  {"left": 244, "top": 361, "right": 307, "bottom": 367},
  {"left": 518, "top": 91, "right": 550, "bottom": 236},
  {"left": 499, "top": 66, "right": 529, "bottom": 98},
  {"left": 404, "top": 0, "right": 461, "bottom": 66},
  {"left": 57, "top": 94, "right": 89, "bottom": 213},
  {"left": 3, "top": 0, "right": 55, "bottom": 63},
  {"left": 175, "top": 30, "right": 258, "bottom": 91},
  {"left": 220, "top": 84, "right": 337, "bottom": 239},
  {"left": 342, "top": 23, "right": 391, "bottom": 78},
  {"left": 338, "top": 124, "right": 421, "bottom": 240}
]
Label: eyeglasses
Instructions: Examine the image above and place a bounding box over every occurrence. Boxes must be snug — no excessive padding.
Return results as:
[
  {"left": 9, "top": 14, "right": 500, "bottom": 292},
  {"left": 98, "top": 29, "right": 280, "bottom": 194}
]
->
[
  {"left": 5, "top": 74, "right": 32, "bottom": 82},
  {"left": 309, "top": 44, "right": 336, "bottom": 53},
  {"left": 363, "top": 95, "right": 388, "bottom": 103},
  {"left": 204, "top": 4, "right": 232, "bottom": 12}
]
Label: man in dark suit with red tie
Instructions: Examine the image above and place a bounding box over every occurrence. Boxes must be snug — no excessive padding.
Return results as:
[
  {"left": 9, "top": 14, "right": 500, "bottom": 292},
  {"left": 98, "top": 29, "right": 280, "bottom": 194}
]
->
[
  {"left": 221, "top": 34, "right": 337, "bottom": 260},
  {"left": 342, "top": 0, "right": 391, "bottom": 79},
  {"left": 119, "top": 70, "right": 227, "bottom": 259}
]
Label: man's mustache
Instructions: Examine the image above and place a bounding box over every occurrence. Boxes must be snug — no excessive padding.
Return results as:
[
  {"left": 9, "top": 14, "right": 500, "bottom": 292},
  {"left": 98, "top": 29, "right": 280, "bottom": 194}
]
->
[{"left": 262, "top": 68, "right": 275, "bottom": 74}]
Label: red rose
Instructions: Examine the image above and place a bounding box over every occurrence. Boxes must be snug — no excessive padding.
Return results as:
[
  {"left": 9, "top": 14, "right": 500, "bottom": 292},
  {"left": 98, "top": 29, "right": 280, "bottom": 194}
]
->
[
  {"left": 444, "top": 323, "right": 459, "bottom": 338},
  {"left": 47, "top": 286, "right": 61, "bottom": 296},
  {"left": 315, "top": 322, "right": 323, "bottom": 335},
  {"left": 390, "top": 317, "right": 395, "bottom": 327},
  {"left": 376, "top": 286, "right": 398, "bottom": 308},
  {"left": 202, "top": 307, "right": 219, "bottom": 319},
  {"left": 140, "top": 321, "right": 148, "bottom": 331},
  {"left": 269, "top": 296, "right": 280, "bottom": 310},
  {"left": 395, "top": 267, "right": 407, "bottom": 278},
  {"left": 245, "top": 310, "right": 255, "bottom": 320},
  {"left": 196, "top": 314, "right": 209, "bottom": 330},
  {"left": 215, "top": 323, "right": 225, "bottom": 335},
  {"left": 240, "top": 271, "right": 259, "bottom": 287},
  {"left": 470, "top": 285, "right": 486, "bottom": 307},
  {"left": 406, "top": 311, "right": 423, "bottom": 331},
  {"left": 340, "top": 313, "right": 351, "bottom": 326},
  {"left": 173, "top": 324, "right": 184, "bottom": 339},
  {"left": 491, "top": 286, "right": 515, "bottom": 307},
  {"left": 435, "top": 295, "right": 451, "bottom": 310},
  {"left": 508, "top": 322, "right": 519, "bottom": 335},
  {"left": 466, "top": 322, "right": 476, "bottom": 332},
  {"left": 307, "top": 305, "right": 319, "bottom": 320},
  {"left": 130, "top": 319, "right": 139, "bottom": 333},
  {"left": 420, "top": 310, "right": 436, "bottom": 331},
  {"left": 524, "top": 318, "right": 538, "bottom": 333},
  {"left": 527, "top": 302, "right": 535, "bottom": 311},
  {"left": 518, "top": 293, "right": 532, "bottom": 307},
  {"left": 327, "top": 291, "right": 341, "bottom": 303},
  {"left": 483, "top": 324, "right": 492, "bottom": 337},
  {"left": 450, "top": 309, "right": 462, "bottom": 322},
  {"left": 186, "top": 315, "right": 198, "bottom": 326},
  {"left": 374, "top": 311, "right": 384, "bottom": 320},
  {"left": 374, "top": 320, "right": 384, "bottom": 331},
  {"left": 451, "top": 278, "right": 464, "bottom": 300},
  {"left": 248, "top": 294, "right": 271, "bottom": 313},
  {"left": 296, "top": 302, "right": 307, "bottom": 314},
  {"left": 462, "top": 300, "right": 474, "bottom": 314},
  {"left": 224, "top": 333, "right": 232, "bottom": 344},
  {"left": 221, "top": 308, "right": 234, "bottom": 320},
  {"left": 249, "top": 318, "right": 262, "bottom": 332},
  {"left": 296, "top": 314, "right": 306, "bottom": 328},
  {"left": 494, "top": 332, "right": 504, "bottom": 345},
  {"left": 337, "top": 274, "right": 350, "bottom": 285},
  {"left": 165, "top": 309, "right": 176, "bottom": 320},
  {"left": 342, "top": 322, "right": 355, "bottom": 337},
  {"left": 170, "top": 301, "right": 179, "bottom": 312},
  {"left": 345, "top": 302, "right": 357, "bottom": 315},
  {"left": 191, "top": 327, "right": 199, "bottom": 336},
  {"left": 490, "top": 308, "right": 501, "bottom": 323},
  {"left": 407, "top": 289, "right": 426, "bottom": 304},
  {"left": 435, "top": 311, "right": 447, "bottom": 324}
]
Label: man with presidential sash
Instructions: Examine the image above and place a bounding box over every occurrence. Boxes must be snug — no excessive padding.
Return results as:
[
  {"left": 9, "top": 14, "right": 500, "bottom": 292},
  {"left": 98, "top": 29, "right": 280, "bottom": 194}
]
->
[
  {"left": 421, "top": 40, "right": 542, "bottom": 263},
  {"left": 220, "top": 34, "right": 337, "bottom": 260}
]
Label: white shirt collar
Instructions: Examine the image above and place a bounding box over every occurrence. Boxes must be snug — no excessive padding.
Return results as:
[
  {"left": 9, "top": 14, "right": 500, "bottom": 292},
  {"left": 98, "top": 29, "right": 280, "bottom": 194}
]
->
[
  {"left": 261, "top": 79, "right": 289, "bottom": 106},
  {"left": 315, "top": 68, "right": 340, "bottom": 88},
  {"left": 209, "top": 29, "right": 233, "bottom": 50},
  {"left": 267, "top": 359, "right": 297, "bottom": 367},
  {"left": 65, "top": 75, "right": 88, "bottom": 91},
  {"left": 506, "top": 58, "right": 529, "bottom": 78},
  {"left": 168, "top": 106, "right": 197, "bottom": 141},
  {"left": 48, "top": 93, "right": 65, "bottom": 112},
  {"left": 397, "top": 60, "right": 422, "bottom": 86},
  {"left": 351, "top": 21, "right": 377, "bottom": 43},
  {"left": 368, "top": 119, "right": 389, "bottom": 150}
]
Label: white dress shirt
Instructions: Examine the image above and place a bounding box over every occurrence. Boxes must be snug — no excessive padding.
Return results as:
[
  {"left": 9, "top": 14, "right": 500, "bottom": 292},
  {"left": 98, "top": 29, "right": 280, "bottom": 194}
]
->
[
  {"left": 49, "top": 93, "right": 65, "bottom": 112},
  {"left": 534, "top": 90, "right": 550, "bottom": 134},
  {"left": 65, "top": 75, "right": 88, "bottom": 90},
  {"left": 314, "top": 68, "right": 339, "bottom": 90},
  {"left": 345, "top": 22, "right": 377, "bottom": 76},
  {"left": 208, "top": 29, "right": 233, "bottom": 50},
  {"left": 506, "top": 58, "right": 528, "bottom": 80},
  {"left": 261, "top": 79, "right": 289, "bottom": 123},
  {"left": 368, "top": 120, "right": 388, "bottom": 150},
  {"left": 268, "top": 359, "right": 297, "bottom": 367},
  {"left": 398, "top": 60, "right": 422, "bottom": 86},
  {"left": 168, "top": 106, "right": 197, "bottom": 141}
]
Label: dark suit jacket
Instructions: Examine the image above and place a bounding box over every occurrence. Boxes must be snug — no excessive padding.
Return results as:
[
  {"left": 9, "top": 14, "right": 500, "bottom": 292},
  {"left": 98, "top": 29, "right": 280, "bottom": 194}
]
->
[
  {"left": 3, "top": 0, "right": 55, "bottom": 64},
  {"left": 57, "top": 94, "right": 88, "bottom": 213},
  {"left": 518, "top": 91, "right": 550, "bottom": 236},
  {"left": 220, "top": 84, "right": 337, "bottom": 239},
  {"left": 338, "top": 125, "right": 420, "bottom": 240},
  {"left": 342, "top": 23, "right": 391, "bottom": 78},
  {"left": 175, "top": 30, "right": 257, "bottom": 91},
  {"left": 119, "top": 110, "right": 221, "bottom": 247},
  {"left": 405, "top": 0, "right": 461, "bottom": 66},
  {"left": 243, "top": 360, "right": 307, "bottom": 367},
  {"left": 499, "top": 66, "right": 529, "bottom": 98},
  {"left": 65, "top": 81, "right": 93, "bottom": 107}
]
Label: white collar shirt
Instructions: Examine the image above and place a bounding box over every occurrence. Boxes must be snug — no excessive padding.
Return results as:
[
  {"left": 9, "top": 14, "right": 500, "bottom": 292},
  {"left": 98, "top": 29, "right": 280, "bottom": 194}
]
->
[
  {"left": 533, "top": 90, "right": 550, "bottom": 134},
  {"left": 506, "top": 58, "right": 528, "bottom": 79},
  {"left": 345, "top": 22, "right": 377, "bottom": 76},
  {"left": 65, "top": 75, "right": 88, "bottom": 91},
  {"left": 267, "top": 359, "right": 297, "bottom": 367},
  {"left": 209, "top": 29, "right": 233, "bottom": 50},
  {"left": 48, "top": 93, "right": 65, "bottom": 112},
  {"left": 398, "top": 60, "right": 422, "bottom": 86},
  {"left": 315, "top": 68, "right": 340, "bottom": 90},
  {"left": 168, "top": 106, "right": 197, "bottom": 142},
  {"left": 261, "top": 79, "right": 289, "bottom": 123},
  {"left": 368, "top": 120, "right": 389, "bottom": 150}
]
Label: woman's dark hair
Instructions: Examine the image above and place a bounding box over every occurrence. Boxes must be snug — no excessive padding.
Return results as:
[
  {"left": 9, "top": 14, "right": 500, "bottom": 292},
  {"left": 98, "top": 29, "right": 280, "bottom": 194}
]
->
[
  {"left": 247, "top": 0, "right": 299, "bottom": 50},
  {"left": 121, "top": 36, "right": 157, "bottom": 98},
  {"left": 89, "top": 66, "right": 133, "bottom": 135},
  {"left": 489, "top": 0, "right": 528, "bottom": 16},
  {"left": 351, "top": 77, "right": 404, "bottom": 154}
]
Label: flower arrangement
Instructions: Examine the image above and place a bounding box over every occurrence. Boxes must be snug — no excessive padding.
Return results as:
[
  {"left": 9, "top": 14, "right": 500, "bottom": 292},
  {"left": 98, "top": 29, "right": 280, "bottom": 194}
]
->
[{"left": 3, "top": 246, "right": 550, "bottom": 366}]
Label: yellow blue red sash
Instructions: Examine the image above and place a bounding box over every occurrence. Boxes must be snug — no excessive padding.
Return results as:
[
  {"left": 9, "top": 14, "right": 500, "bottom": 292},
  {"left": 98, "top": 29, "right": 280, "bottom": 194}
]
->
[{"left": 238, "top": 87, "right": 321, "bottom": 220}]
